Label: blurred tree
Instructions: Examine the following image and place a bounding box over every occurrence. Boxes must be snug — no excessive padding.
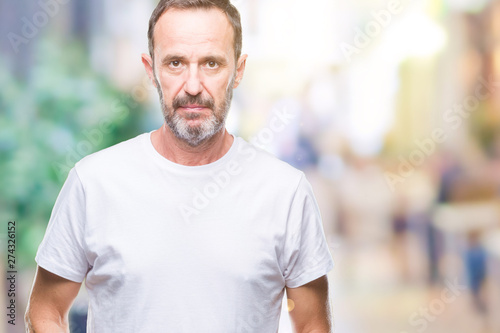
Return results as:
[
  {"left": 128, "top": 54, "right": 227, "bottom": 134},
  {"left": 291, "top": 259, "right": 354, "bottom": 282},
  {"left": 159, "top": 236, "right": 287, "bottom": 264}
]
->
[{"left": 0, "top": 35, "right": 147, "bottom": 267}]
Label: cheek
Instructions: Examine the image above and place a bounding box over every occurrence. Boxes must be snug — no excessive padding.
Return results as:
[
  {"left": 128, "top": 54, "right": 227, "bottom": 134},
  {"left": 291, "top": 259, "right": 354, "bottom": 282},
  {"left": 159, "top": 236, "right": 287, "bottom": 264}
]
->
[
  {"left": 206, "top": 77, "right": 233, "bottom": 99},
  {"left": 158, "top": 74, "right": 184, "bottom": 100}
]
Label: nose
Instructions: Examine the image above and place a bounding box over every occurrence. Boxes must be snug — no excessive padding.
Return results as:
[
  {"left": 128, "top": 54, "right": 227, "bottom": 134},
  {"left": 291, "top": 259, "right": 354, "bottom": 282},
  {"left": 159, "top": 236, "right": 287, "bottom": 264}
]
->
[{"left": 183, "top": 65, "right": 203, "bottom": 96}]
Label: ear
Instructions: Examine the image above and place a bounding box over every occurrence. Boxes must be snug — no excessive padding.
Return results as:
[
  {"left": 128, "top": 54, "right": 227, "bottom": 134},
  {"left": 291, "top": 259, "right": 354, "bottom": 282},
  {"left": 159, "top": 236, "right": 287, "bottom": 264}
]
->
[
  {"left": 233, "top": 54, "right": 248, "bottom": 89},
  {"left": 141, "top": 53, "right": 158, "bottom": 88}
]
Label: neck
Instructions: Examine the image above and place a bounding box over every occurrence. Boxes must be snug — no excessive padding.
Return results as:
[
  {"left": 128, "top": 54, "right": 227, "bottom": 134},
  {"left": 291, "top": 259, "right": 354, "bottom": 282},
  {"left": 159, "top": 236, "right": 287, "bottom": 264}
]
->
[{"left": 151, "top": 123, "right": 234, "bottom": 166}]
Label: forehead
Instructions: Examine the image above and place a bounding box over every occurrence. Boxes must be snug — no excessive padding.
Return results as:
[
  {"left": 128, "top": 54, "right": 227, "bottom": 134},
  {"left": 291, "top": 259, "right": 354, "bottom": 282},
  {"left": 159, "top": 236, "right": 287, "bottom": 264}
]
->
[{"left": 154, "top": 8, "right": 234, "bottom": 58}]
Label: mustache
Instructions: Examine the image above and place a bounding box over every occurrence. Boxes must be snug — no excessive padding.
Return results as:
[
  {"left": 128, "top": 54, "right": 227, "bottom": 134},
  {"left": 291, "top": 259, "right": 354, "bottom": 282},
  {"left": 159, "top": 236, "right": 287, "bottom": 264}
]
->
[{"left": 172, "top": 94, "right": 215, "bottom": 111}]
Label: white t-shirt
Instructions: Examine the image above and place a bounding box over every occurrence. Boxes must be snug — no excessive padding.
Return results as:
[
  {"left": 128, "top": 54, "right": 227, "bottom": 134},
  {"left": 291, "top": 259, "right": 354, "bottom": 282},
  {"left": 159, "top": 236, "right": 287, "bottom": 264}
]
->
[{"left": 36, "top": 132, "right": 334, "bottom": 332}]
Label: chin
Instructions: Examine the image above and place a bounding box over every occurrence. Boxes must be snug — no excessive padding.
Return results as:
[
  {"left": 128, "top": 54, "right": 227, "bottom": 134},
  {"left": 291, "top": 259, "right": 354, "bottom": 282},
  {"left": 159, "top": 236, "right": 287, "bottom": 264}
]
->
[
  {"left": 175, "top": 124, "right": 220, "bottom": 147},
  {"left": 164, "top": 107, "right": 226, "bottom": 146}
]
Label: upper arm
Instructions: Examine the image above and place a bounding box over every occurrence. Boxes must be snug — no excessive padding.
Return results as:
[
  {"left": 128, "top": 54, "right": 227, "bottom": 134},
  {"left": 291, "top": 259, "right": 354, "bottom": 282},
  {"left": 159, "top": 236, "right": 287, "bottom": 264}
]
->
[
  {"left": 286, "top": 274, "right": 332, "bottom": 333},
  {"left": 25, "top": 266, "right": 82, "bottom": 330}
]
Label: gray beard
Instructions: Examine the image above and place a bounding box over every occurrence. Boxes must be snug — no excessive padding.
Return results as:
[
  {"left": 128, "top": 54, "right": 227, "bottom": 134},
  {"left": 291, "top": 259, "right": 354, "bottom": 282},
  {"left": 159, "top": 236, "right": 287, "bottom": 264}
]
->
[{"left": 157, "top": 77, "right": 235, "bottom": 147}]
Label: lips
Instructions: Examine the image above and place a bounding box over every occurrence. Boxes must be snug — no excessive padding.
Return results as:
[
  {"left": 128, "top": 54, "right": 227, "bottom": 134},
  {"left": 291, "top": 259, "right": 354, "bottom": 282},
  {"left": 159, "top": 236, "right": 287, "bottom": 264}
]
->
[{"left": 181, "top": 105, "right": 207, "bottom": 109}]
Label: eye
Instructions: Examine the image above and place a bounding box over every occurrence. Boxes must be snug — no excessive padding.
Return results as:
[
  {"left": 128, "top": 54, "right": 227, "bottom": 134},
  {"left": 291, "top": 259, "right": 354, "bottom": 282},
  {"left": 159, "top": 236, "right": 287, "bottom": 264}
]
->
[
  {"left": 207, "top": 61, "right": 218, "bottom": 69},
  {"left": 170, "top": 60, "right": 181, "bottom": 68}
]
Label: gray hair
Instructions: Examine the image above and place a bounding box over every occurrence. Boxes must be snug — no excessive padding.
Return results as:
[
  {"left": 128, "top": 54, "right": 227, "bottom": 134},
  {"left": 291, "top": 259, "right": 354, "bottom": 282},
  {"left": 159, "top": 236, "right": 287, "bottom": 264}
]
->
[{"left": 147, "top": 0, "right": 243, "bottom": 62}]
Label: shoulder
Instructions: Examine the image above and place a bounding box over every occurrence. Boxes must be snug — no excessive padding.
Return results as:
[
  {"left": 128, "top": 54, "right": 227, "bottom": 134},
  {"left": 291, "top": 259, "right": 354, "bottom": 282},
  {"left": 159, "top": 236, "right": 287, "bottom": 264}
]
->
[
  {"left": 234, "top": 137, "right": 305, "bottom": 188},
  {"left": 74, "top": 132, "right": 149, "bottom": 178}
]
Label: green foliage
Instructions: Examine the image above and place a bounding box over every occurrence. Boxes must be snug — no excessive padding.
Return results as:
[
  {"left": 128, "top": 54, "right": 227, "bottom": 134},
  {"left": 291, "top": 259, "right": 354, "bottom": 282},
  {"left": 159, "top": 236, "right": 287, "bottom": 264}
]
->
[{"left": 0, "top": 37, "right": 147, "bottom": 266}]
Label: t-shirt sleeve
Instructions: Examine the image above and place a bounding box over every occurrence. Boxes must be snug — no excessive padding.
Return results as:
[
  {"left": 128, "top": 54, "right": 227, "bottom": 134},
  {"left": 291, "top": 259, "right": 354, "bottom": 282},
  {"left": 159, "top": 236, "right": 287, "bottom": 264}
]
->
[
  {"left": 280, "top": 173, "right": 334, "bottom": 288},
  {"left": 35, "top": 168, "right": 90, "bottom": 283}
]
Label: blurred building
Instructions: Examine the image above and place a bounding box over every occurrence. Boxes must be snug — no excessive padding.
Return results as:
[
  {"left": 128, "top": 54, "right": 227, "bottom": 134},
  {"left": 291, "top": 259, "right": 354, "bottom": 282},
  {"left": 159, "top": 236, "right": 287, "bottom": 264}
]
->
[{"left": 3, "top": 0, "right": 500, "bottom": 333}]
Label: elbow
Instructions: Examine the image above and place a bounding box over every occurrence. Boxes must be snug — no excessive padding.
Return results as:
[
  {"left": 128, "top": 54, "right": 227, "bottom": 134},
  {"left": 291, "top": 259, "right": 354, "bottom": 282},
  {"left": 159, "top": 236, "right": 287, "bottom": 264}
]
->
[
  {"left": 24, "top": 305, "right": 69, "bottom": 333},
  {"left": 297, "top": 327, "right": 333, "bottom": 333},
  {"left": 24, "top": 307, "right": 34, "bottom": 333},
  {"left": 295, "top": 320, "right": 333, "bottom": 333}
]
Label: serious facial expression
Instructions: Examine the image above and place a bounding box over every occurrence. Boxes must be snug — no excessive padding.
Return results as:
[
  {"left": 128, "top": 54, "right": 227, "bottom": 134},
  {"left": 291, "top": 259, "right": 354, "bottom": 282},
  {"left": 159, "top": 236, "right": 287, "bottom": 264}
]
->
[{"left": 151, "top": 8, "right": 238, "bottom": 147}]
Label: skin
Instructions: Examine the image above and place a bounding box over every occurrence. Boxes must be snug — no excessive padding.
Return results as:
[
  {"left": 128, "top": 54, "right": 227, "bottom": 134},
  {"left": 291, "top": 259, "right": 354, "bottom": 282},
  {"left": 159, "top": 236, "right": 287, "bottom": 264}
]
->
[
  {"left": 142, "top": 8, "right": 247, "bottom": 166},
  {"left": 25, "top": 8, "right": 333, "bottom": 333},
  {"left": 25, "top": 267, "right": 81, "bottom": 332},
  {"left": 286, "top": 275, "right": 333, "bottom": 333}
]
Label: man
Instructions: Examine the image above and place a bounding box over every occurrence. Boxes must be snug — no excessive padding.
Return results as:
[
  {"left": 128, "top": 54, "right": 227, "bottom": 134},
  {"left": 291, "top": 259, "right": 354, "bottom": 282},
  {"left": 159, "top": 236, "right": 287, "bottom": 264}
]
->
[{"left": 25, "top": 0, "right": 334, "bottom": 332}]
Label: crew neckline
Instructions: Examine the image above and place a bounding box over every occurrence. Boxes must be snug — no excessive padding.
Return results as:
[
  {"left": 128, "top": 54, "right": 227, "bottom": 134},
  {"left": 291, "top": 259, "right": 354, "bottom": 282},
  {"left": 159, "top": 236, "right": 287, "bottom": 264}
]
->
[{"left": 142, "top": 131, "right": 239, "bottom": 173}]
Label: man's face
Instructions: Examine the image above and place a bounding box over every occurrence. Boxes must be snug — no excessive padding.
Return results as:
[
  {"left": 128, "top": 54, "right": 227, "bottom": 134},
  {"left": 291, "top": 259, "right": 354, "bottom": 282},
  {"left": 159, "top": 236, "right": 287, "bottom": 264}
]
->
[{"left": 145, "top": 8, "right": 245, "bottom": 147}]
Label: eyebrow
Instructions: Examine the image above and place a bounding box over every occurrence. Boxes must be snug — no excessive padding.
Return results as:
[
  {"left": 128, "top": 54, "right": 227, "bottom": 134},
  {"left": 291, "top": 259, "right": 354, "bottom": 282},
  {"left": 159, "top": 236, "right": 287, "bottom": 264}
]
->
[
  {"left": 160, "top": 54, "right": 186, "bottom": 66},
  {"left": 200, "top": 55, "right": 228, "bottom": 66},
  {"left": 160, "top": 54, "right": 228, "bottom": 66}
]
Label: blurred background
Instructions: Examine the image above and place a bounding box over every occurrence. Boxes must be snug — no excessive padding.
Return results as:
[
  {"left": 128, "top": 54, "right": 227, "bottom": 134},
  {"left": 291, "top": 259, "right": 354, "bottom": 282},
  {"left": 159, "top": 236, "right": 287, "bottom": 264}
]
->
[{"left": 1, "top": 0, "right": 500, "bottom": 332}]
